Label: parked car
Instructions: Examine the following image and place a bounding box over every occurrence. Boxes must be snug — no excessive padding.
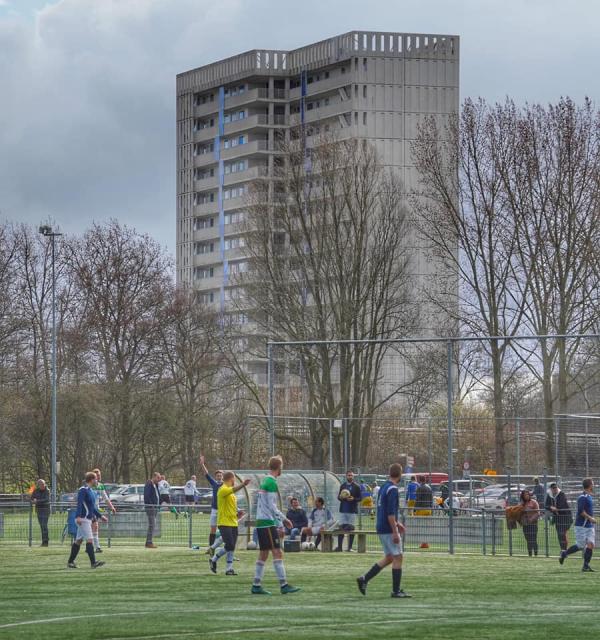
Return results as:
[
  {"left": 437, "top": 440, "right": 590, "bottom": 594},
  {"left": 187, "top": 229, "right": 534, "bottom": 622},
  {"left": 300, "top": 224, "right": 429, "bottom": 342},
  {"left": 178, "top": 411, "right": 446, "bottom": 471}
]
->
[
  {"left": 470, "top": 484, "right": 528, "bottom": 511},
  {"left": 109, "top": 484, "right": 145, "bottom": 504},
  {"left": 170, "top": 486, "right": 213, "bottom": 513}
]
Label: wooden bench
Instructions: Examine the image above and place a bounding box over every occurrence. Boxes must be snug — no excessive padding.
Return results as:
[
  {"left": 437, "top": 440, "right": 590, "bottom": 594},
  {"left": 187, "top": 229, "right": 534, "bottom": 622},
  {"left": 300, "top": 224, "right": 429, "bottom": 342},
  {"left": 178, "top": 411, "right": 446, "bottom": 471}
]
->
[{"left": 321, "top": 530, "right": 373, "bottom": 553}]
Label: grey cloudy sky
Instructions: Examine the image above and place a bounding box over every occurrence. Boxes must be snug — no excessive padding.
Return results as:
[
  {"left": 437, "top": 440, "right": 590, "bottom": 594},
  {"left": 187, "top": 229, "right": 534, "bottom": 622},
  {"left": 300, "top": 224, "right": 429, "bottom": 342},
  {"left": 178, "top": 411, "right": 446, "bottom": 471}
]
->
[{"left": 1, "top": 0, "right": 599, "bottom": 255}]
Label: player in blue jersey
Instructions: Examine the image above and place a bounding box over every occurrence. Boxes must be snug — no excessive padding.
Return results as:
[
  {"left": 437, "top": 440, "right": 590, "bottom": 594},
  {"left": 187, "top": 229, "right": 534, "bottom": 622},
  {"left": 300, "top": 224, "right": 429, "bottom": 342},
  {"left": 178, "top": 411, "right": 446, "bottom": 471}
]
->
[
  {"left": 356, "top": 463, "right": 411, "bottom": 598},
  {"left": 200, "top": 454, "right": 223, "bottom": 549},
  {"left": 559, "top": 478, "right": 595, "bottom": 572},
  {"left": 67, "top": 471, "right": 107, "bottom": 569}
]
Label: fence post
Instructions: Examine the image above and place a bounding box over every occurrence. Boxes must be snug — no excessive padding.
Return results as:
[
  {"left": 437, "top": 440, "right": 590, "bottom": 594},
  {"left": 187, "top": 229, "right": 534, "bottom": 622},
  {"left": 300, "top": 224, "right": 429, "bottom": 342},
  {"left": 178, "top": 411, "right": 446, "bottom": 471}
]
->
[
  {"left": 427, "top": 417, "right": 432, "bottom": 478},
  {"left": 188, "top": 508, "right": 193, "bottom": 549},
  {"left": 267, "top": 342, "right": 275, "bottom": 457},
  {"left": 107, "top": 510, "right": 112, "bottom": 548},
  {"left": 491, "top": 511, "right": 496, "bottom": 555},
  {"left": 482, "top": 508, "right": 486, "bottom": 556},
  {"left": 446, "top": 339, "right": 454, "bottom": 555},
  {"left": 506, "top": 467, "right": 512, "bottom": 556},
  {"left": 554, "top": 416, "right": 560, "bottom": 480},
  {"left": 515, "top": 418, "right": 521, "bottom": 481},
  {"left": 28, "top": 503, "right": 33, "bottom": 547},
  {"left": 543, "top": 468, "right": 549, "bottom": 557},
  {"left": 585, "top": 418, "right": 589, "bottom": 477},
  {"left": 329, "top": 419, "right": 333, "bottom": 472}
]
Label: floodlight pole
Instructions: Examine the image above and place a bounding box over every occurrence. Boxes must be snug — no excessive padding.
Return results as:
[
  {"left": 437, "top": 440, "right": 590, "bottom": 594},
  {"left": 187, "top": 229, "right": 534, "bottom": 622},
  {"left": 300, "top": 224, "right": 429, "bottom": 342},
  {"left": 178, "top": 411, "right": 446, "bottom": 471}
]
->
[
  {"left": 447, "top": 339, "right": 454, "bottom": 554},
  {"left": 39, "top": 225, "right": 62, "bottom": 506},
  {"left": 267, "top": 342, "right": 274, "bottom": 456}
]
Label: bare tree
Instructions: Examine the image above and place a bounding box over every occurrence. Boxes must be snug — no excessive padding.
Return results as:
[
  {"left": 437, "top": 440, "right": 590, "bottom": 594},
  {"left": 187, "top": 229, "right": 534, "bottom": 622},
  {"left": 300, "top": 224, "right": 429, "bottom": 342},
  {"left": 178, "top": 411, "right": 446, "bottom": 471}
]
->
[
  {"left": 239, "top": 135, "right": 417, "bottom": 467},
  {"left": 412, "top": 99, "right": 528, "bottom": 469},
  {"left": 68, "top": 221, "right": 172, "bottom": 482}
]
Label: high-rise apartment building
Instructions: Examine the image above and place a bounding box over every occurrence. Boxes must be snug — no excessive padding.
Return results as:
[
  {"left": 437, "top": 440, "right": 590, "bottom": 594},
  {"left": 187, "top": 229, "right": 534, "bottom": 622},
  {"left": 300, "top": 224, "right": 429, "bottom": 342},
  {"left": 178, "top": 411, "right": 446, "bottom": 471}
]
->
[{"left": 176, "top": 31, "right": 459, "bottom": 380}]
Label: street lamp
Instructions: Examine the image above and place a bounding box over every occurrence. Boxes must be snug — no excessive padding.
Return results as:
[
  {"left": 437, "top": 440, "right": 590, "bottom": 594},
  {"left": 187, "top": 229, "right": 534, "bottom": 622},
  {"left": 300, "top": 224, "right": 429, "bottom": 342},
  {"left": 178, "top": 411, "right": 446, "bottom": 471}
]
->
[{"left": 39, "top": 225, "right": 63, "bottom": 505}]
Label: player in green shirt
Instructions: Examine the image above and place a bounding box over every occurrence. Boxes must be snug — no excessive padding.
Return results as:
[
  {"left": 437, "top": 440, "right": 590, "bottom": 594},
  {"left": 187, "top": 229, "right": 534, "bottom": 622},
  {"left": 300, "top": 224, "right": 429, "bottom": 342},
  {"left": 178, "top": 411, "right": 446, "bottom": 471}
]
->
[{"left": 251, "top": 455, "right": 300, "bottom": 595}]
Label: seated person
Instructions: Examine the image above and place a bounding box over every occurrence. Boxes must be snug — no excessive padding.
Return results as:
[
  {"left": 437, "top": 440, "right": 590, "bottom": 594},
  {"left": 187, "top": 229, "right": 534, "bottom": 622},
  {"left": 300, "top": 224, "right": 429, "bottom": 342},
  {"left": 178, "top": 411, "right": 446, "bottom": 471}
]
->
[
  {"left": 285, "top": 497, "right": 308, "bottom": 542},
  {"left": 301, "top": 497, "right": 334, "bottom": 549}
]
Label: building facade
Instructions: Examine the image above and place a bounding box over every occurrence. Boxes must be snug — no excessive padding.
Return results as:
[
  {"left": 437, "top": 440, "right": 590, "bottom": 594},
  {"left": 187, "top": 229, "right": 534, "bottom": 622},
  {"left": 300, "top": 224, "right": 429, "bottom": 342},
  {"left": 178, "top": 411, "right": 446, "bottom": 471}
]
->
[{"left": 176, "top": 30, "right": 459, "bottom": 299}]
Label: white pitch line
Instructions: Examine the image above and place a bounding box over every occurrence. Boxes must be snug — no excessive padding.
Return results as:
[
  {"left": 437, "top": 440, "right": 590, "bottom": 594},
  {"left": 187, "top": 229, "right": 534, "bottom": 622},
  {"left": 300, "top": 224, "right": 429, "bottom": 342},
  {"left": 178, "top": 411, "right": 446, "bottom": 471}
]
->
[
  {"left": 98, "top": 610, "right": 599, "bottom": 640},
  {"left": 0, "top": 605, "right": 330, "bottom": 630}
]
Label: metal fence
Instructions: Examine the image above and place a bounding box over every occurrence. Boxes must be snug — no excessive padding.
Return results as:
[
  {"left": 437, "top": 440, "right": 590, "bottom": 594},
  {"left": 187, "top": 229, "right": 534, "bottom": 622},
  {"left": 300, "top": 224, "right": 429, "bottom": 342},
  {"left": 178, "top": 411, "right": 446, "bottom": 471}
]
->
[{"left": 3, "top": 484, "right": 598, "bottom": 558}]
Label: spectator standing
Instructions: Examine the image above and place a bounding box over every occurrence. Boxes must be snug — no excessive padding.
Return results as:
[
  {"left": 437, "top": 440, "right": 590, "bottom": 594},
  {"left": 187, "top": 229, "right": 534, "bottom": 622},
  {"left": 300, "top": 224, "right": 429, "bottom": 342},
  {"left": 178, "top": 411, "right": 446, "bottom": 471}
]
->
[
  {"left": 285, "top": 498, "right": 308, "bottom": 542},
  {"left": 559, "top": 478, "right": 596, "bottom": 571},
  {"left": 144, "top": 472, "right": 161, "bottom": 549},
  {"left": 405, "top": 476, "right": 419, "bottom": 513},
  {"left": 545, "top": 482, "right": 573, "bottom": 551},
  {"left": 335, "top": 470, "right": 362, "bottom": 552},
  {"left": 519, "top": 490, "right": 540, "bottom": 556},
  {"left": 31, "top": 479, "right": 50, "bottom": 546},
  {"left": 532, "top": 477, "right": 545, "bottom": 505},
  {"left": 414, "top": 476, "right": 433, "bottom": 516}
]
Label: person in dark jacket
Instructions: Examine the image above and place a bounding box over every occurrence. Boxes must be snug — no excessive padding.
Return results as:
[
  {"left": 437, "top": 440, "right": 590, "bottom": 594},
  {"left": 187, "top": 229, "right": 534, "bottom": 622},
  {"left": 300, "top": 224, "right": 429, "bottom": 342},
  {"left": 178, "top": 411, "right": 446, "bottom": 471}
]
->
[
  {"left": 285, "top": 497, "right": 308, "bottom": 542},
  {"left": 31, "top": 479, "right": 50, "bottom": 546},
  {"left": 532, "top": 478, "right": 545, "bottom": 505},
  {"left": 545, "top": 482, "right": 573, "bottom": 551},
  {"left": 335, "top": 470, "right": 362, "bottom": 552},
  {"left": 414, "top": 476, "right": 433, "bottom": 516},
  {"left": 144, "top": 472, "right": 161, "bottom": 549}
]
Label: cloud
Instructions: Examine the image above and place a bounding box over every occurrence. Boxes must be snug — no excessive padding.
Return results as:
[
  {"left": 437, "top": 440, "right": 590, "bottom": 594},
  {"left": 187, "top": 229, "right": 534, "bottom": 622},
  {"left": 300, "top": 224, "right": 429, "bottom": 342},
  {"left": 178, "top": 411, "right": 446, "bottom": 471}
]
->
[{"left": 0, "top": 0, "right": 599, "bottom": 254}]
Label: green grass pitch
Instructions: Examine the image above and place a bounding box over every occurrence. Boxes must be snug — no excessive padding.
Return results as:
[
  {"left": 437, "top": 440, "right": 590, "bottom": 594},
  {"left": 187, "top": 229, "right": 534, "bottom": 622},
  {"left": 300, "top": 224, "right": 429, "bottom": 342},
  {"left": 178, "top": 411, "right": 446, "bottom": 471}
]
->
[{"left": 0, "top": 546, "right": 599, "bottom": 639}]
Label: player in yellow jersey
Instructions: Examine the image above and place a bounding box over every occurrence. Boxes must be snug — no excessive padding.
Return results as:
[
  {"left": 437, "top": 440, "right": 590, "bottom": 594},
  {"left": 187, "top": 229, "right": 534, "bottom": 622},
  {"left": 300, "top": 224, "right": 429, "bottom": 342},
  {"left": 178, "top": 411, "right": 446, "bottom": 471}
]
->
[{"left": 209, "top": 471, "right": 250, "bottom": 575}]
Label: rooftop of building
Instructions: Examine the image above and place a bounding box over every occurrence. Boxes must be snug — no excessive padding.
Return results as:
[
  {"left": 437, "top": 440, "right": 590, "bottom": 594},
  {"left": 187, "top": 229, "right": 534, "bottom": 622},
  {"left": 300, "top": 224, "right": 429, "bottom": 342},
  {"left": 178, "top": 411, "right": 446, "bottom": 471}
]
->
[{"left": 177, "top": 30, "right": 459, "bottom": 95}]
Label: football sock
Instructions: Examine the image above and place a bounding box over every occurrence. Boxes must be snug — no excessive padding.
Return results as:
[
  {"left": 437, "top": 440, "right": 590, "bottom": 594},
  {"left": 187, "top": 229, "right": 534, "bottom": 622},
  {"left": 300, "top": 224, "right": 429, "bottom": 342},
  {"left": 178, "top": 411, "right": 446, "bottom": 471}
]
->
[
  {"left": 565, "top": 544, "right": 580, "bottom": 556},
  {"left": 337, "top": 534, "right": 344, "bottom": 549},
  {"left": 85, "top": 542, "right": 96, "bottom": 565},
  {"left": 213, "top": 547, "right": 226, "bottom": 563},
  {"left": 226, "top": 551, "right": 234, "bottom": 571},
  {"left": 584, "top": 547, "right": 593, "bottom": 566},
  {"left": 315, "top": 534, "right": 321, "bottom": 548},
  {"left": 253, "top": 560, "right": 266, "bottom": 585},
  {"left": 301, "top": 532, "right": 307, "bottom": 543},
  {"left": 392, "top": 568, "right": 402, "bottom": 593},
  {"left": 68, "top": 543, "right": 81, "bottom": 563},
  {"left": 273, "top": 559, "right": 287, "bottom": 586},
  {"left": 93, "top": 533, "right": 100, "bottom": 549},
  {"left": 348, "top": 534, "right": 355, "bottom": 550},
  {"left": 363, "top": 563, "right": 382, "bottom": 583},
  {"left": 209, "top": 533, "right": 216, "bottom": 546}
]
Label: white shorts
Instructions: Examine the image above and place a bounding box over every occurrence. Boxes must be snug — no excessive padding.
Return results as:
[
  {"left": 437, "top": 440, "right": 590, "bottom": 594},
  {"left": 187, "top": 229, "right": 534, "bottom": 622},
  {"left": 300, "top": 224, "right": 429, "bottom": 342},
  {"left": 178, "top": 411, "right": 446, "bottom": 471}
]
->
[
  {"left": 379, "top": 533, "right": 403, "bottom": 556},
  {"left": 75, "top": 518, "right": 93, "bottom": 542},
  {"left": 575, "top": 525, "right": 595, "bottom": 548},
  {"left": 209, "top": 508, "right": 218, "bottom": 528},
  {"left": 310, "top": 525, "right": 323, "bottom": 535},
  {"left": 338, "top": 513, "right": 356, "bottom": 528}
]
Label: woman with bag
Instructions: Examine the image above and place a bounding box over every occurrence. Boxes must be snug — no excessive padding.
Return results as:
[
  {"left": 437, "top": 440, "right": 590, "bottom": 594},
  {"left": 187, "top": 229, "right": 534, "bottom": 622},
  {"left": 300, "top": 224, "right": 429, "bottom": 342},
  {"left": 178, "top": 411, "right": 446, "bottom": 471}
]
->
[{"left": 519, "top": 490, "right": 541, "bottom": 556}]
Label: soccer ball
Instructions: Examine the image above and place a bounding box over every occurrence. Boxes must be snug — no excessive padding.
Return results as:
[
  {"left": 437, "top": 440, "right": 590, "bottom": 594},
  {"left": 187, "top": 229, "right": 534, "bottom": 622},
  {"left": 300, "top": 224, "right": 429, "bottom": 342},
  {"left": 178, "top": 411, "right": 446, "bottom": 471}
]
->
[
  {"left": 307, "top": 542, "right": 316, "bottom": 551},
  {"left": 340, "top": 489, "right": 351, "bottom": 499},
  {"left": 247, "top": 541, "right": 257, "bottom": 550},
  {"left": 301, "top": 542, "right": 310, "bottom": 550}
]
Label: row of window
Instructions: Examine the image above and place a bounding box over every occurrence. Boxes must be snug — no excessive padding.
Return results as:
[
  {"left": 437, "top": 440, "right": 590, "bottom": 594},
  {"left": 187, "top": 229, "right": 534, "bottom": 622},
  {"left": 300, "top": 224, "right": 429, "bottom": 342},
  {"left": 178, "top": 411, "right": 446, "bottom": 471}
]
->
[
  {"left": 193, "top": 135, "right": 247, "bottom": 156},
  {"left": 224, "top": 110, "right": 246, "bottom": 123},
  {"left": 194, "top": 236, "right": 245, "bottom": 254},
  {"left": 193, "top": 262, "right": 249, "bottom": 280},
  {"left": 224, "top": 185, "right": 246, "bottom": 200},
  {"left": 194, "top": 85, "right": 247, "bottom": 107},
  {"left": 193, "top": 211, "right": 246, "bottom": 230}
]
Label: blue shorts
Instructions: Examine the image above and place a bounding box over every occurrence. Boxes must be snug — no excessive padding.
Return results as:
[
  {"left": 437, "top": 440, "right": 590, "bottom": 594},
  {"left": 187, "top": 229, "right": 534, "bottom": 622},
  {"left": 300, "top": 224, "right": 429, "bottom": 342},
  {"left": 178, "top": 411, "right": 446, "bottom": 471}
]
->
[
  {"left": 379, "top": 533, "right": 403, "bottom": 556},
  {"left": 338, "top": 513, "right": 356, "bottom": 529}
]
